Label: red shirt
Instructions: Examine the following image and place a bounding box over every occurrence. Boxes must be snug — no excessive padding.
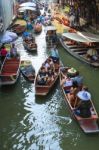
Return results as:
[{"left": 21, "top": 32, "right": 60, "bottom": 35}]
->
[{"left": 0, "top": 48, "right": 7, "bottom": 56}]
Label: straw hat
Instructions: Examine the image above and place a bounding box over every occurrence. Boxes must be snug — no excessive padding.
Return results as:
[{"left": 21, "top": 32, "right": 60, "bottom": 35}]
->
[
  {"left": 77, "top": 91, "right": 91, "bottom": 101},
  {"left": 68, "top": 67, "right": 77, "bottom": 74}
]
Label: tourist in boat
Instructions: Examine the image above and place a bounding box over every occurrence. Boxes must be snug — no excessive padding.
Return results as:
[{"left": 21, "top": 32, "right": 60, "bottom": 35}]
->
[
  {"left": 50, "top": 45, "right": 59, "bottom": 63},
  {"left": 75, "top": 86, "right": 91, "bottom": 118},
  {"left": 61, "top": 75, "right": 73, "bottom": 93},
  {"left": 47, "top": 68, "right": 55, "bottom": 82},
  {"left": 43, "top": 59, "right": 51, "bottom": 72},
  {"left": 10, "top": 43, "right": 17, "bottom": 57},
  {"left": 37, "top": 67, "right": 48, "bottom": 85},
  {"left": 72, "top": 71, "right": 83, "bottom": 88},
  {"left": 67, "top": 82, "right": 79, "bottom": 107},
  {"left": 49, "top": 58, "right": 55, "bottom": 71},
  {"left": 26, "top": 20, "right": 33, "bottom": 30},
  {"left": 52, "top": 32, "right": 58, "bottom": 45},
  {"left": 43, "top": 58, "right": 55, "bottom": 72},
  {"left": 0, "top": 45, "right": 8, "bottom": 62}
]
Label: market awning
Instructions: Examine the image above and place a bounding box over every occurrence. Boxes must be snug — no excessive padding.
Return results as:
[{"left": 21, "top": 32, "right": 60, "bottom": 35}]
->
[
  {"left": 0, "top": 31, "right": 18, "bottom": 43},
  {"left": 18, "top": 6, "right": 36, "bottom": 12},
  {"left": 19, "top": 2, "right": 36, "bottom": 7}
]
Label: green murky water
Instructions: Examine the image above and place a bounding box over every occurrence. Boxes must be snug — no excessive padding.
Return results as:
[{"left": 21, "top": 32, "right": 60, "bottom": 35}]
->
[{"left": 0, "top": 25, "right": 99, "bottom": 150}]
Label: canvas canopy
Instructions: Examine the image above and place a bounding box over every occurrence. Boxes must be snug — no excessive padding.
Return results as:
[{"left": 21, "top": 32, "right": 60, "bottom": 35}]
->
[
  {"left": 63, "top": 32, "right": 99, "bottom": 43},
  {"left": 18, "top": 6, "right": 36, "bottom": 12},
  {"left": 19, "top": 2, "right": 36, "bottom": 7},
  {"left": 78, "top": 32, "right": 99, "bottom": 42},
  {"left": 62, "top": 33, "right": 91, "bottom": 43}
]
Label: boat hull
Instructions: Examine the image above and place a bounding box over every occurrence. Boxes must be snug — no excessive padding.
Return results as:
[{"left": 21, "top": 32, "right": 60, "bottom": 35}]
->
[
  {"left": 20, "top": 60, "right": 35, "bottom": 82},
  {"left": 35, "top": 57, "right": 60, "bottom": 96},
  {"left": 60, "top": 67, "right": 99, "bottom": 134},
  {"left": 0, "top": 57, "right": 20, "bottom": 86},
  {"left": 59, "top": 38, "right": 99, "bottom": 68}
]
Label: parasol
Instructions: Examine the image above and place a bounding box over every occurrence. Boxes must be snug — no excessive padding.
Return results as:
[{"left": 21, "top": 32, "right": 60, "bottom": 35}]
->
[{"left": 0, "top": 31, "right": 18, "bottom": 43}]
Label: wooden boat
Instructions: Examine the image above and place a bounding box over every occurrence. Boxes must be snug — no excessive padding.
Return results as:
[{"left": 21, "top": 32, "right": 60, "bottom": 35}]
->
[
  {"left": 45, "top": 26, "right": 57, "bottom": 48},
  {"left": 23, "top": 37, "right": 37, "bottom": 52},
  {"left": 34, "top": 23, "right": 42, "bottom": 33},
  {"left": 35, "top": 57, "right": 60, "bottom": 96},
  {"left": 20, "top": 60, "right": 35, "bottom": 82},
  {"left": 60, "top": 67, "right": 99, "bottom": 134},
  {"left": 59, "top": 32, "right": 99, "bottom": 67},
  {"left": 0, "top": 57, "right": 20, "bottom": 86},
  {"left": 11, "top": 24, "right": 26, "bottom": 35}
]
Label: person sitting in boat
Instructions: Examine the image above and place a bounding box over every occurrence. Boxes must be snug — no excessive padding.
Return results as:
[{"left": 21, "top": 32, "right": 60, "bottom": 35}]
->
[
  {"left": 24, "top": 34, "right": 33, "bottom": 43},
  {"left": 10, "top": 43, "right": 18, "bottom": 57},
  {"left": 26, "top": 20, "right": 33, "bottom": 30},
  {"left": 37, "top": 67, "right": 48, "bottom": 85},
  {"left": 0, "top": 45, "right": 8, "bottom": 62},
  {"left": 72, "top": 71, "right": 83, "bottom": 89},
  {"left": 52, "top": 32, "right": 58, "bottom": 45},
  {"left": 25, "top": 65, "right": 35, "bottom": 77},
  {"left": 49, "top": 58, "right": 55, "bottom": 71},
  {"left": 75, "top": 86, "right": 91, "bottom": 118},
  {"left": 61, "top": 75, "right": 73, "bottom": 94},
  {"left": 47, "top": 68, "right": 56, "bottom": 83},
  {"left": 50, "top": 45, "right": 59, "bottom": 63},
  {"left": 67, "top": 82, "right": 79, "bottom": 107},
  {"left": 86, "top": 48, "right": 98, "bottom": 62},
  {"left": 43, "top": 59, "right": 51, "bottom": 71},
  {"left": 22, "top": 31, "right": 30, "bottom": 39}
]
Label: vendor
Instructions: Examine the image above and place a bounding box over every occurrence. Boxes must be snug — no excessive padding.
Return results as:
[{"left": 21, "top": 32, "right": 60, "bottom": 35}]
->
[
  {"left": 87, "top": 48, "right": 98, "bottom": 61},
  {"left": 0, "top": 45, "right": 8, "bottom": 62}
]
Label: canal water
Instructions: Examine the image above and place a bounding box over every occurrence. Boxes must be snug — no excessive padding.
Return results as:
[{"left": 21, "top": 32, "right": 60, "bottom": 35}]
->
[{"left": 0, "top": 27, "right": 99, "bottom": 150}]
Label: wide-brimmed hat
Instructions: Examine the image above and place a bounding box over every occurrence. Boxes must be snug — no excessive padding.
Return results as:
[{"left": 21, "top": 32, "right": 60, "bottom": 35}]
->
[
  {"left": 77, "top": 91, "right": 91, "bottom": 101},
  {"left": 68, "top": 68, "right": 77, "bottom": 74}
]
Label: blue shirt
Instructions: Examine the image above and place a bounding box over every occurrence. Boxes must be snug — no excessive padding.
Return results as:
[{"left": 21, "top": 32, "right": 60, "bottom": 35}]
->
[
  {"left": 72, "top": 75, "right": 83, "bottom": 86},
  {"left": 50, "top": 48, "right": 59, "bottom": 58}
]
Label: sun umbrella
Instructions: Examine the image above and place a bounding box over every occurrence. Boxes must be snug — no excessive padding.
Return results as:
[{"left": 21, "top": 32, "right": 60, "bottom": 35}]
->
[
  {"left": 19, "top": 2, "right": 36, "bottom": 7},
  {"left": 18, "top": 6, "right": 36, "bottom": 12},
  {"left": 0, "top": 31, "right": 18, "bottom": 43}
]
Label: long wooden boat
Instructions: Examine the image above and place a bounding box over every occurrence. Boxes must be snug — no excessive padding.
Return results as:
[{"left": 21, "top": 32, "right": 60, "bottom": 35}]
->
[
  {"left": 23, "top": 39, "right": 37, "bottom": 52},
  {"left": 45, "top": 26, "right": 57, "bottom": 48},
  {"left": 0, "top": 57, "right": 20, "bottom": 86},
  {"left": 20, "top": 60, "right": 35, "bottom": 82},
  {"left": 35, "top": 57, "right": 60, "bottom": 96},
  {"left": 59, "top": 32, "right": 99, "bottom": 67},
  {"left": 60, "top": 67, "right": 99, "bottom": 134}
]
